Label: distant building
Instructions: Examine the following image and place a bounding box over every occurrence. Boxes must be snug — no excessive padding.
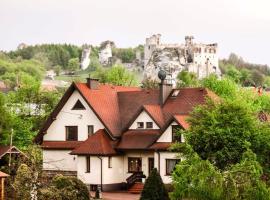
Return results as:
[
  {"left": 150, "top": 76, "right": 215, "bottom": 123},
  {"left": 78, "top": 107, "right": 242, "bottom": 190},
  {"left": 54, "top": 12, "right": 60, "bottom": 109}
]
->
[{"left": 144, "top": 34, "right": 221, "bottom": 86}]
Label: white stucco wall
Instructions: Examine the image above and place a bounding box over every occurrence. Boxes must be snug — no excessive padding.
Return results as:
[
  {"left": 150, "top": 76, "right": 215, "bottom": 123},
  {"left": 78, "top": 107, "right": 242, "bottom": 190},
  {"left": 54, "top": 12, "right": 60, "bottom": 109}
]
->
[
  {"left": 43, "top": 150, "right": 77, "bottom": 171},
  {"left": 77, "top": 156, "right": 124, "bottom": 185},
  {"left": 157, "top": 121, "right": 185, "bottom": 143},
  {"left": 129, "top": 111, "right": 159, "bottom": 129},
  {"left": 44, "top": 90, "right": 104, "bottom": 141},
  {"left": 123, "top": 151, "right": 155, "bottom": 179},
  {"left": 154, "top": 152, "right": 179, "bottom": 184}
]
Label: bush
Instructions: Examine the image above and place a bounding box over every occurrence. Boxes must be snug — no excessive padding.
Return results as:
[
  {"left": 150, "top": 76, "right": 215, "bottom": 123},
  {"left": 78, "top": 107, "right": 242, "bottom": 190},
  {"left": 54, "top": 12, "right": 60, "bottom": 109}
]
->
[{"left": 140, "top": 168, "right": 169, "bottom": 200}]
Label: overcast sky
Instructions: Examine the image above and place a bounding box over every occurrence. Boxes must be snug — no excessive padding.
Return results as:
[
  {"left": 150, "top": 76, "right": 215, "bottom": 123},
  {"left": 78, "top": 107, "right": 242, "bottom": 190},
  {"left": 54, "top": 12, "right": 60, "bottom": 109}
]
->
[{"left": 1, "top": 0, "right": 270, "bottom": 65}]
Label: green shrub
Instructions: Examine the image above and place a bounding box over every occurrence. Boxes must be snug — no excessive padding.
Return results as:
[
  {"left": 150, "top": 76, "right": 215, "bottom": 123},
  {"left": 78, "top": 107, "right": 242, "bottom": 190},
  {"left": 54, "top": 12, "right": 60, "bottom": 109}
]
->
[{"left": 140, "top": 168, "right": 169, "bottom": 200}]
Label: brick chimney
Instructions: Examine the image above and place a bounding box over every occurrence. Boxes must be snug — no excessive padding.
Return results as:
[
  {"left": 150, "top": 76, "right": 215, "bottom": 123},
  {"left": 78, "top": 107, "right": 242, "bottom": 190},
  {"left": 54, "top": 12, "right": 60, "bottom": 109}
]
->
[
  {"left": 86, "top": 78, "right": 99, "bottom": 90},
  {"left": 159, "top": 80, "right": 172, "bottom": 105}
]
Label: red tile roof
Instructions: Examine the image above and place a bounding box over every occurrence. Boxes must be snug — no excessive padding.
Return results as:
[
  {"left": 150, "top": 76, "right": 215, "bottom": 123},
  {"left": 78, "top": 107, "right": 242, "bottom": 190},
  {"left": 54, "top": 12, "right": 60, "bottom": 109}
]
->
[
  {"left": 75, "top": 83, "right": 141, "bottom": 137},
  {"left": 116, "top": 130, "right": 160, "bottom": 150},
  {"left": 0, "top": 171, "right": 9, "bottom": 178},
  {"left": 174, "top": 115, "right": 190, "bottom": 129},
  {"left": 36, "top": 81, "right": 219, "bottom": 150},
  {"left": 71, "top": 129, "right": 117, "bottom": 155},
  {"left": 149, "top": 142, "right": 172, "bottom": 150},
  {"left": 41, "top": 141, "right": 83, "bottom": 150}
]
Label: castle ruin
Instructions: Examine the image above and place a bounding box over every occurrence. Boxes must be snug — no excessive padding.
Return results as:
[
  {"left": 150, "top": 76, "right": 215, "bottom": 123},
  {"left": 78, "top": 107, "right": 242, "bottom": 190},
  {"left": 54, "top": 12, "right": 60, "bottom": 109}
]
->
[{"left": 143, "top": 34, "right": 221, "bottom": 85}]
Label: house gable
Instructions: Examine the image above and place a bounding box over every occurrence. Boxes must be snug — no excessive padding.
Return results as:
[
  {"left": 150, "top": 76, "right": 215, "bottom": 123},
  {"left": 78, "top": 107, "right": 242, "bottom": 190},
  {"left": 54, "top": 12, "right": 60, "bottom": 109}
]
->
[
  {"left": 129, "top": 110, "right": 159, "bottom": 130},
  {"left": 44, "top": 90, "right": 104, "bottom": 141}
]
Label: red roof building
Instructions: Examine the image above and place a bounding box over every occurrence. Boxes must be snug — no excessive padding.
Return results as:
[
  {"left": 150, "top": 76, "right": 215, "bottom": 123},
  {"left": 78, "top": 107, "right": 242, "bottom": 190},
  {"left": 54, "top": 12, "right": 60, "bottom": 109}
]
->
[{"left": 36, "top": 78, "right": 218, "bottom": 192}]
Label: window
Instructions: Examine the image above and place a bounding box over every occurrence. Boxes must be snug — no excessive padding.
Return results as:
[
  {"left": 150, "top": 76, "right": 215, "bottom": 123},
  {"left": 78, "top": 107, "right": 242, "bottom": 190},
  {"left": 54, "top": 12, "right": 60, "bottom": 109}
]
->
[
  {"left": 166, "top": 159, "right": 180, "bottom": 175},
  {"left": 137, "top": 122, "right": 144, "bottom": 129},
  {"left": 86, "top": 156, "right": 90, "bottom": 173},
  {"left": 66, "top": 126, "right": 78, "bottom": 141},
  {"left": 128, "top": 157, "right": 142, "bottom": 173},
  {"left": 72, "top": 100, "right": 86, "bottom": 110},
  {"left": 88, "top": 125, "right": 94, "bottom": 137},
  {"left": 108, "top": 156, "right": 112, "bottom": 168},
  {"left": 146, "top": 122, "right": 153, "bottom": 129},
  {"left": 172, "top": 125, "right": 181, "bottom": 142}
]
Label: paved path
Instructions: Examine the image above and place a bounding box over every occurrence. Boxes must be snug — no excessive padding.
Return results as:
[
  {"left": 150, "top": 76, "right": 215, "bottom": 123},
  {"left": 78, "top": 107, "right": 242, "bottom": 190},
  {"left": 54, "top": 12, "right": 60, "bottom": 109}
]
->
[{"left": 90, "top": 191, "right": 140, "bottom": 200}]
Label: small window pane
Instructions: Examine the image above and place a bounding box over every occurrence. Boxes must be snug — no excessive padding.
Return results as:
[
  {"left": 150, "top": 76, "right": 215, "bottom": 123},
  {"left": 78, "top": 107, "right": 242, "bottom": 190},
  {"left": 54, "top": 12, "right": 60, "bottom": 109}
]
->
[
  {"left": 166, "top": 159, "right": 180, "bottom": 175},
  {"left": 86, "top": 156, "right": 90, "bottom": 173},
  {"left": 88, "top": 125, "right": 94, "bottom": 136},
  {"left": 146, "top": 122, "right": 153, "bottom": 129},
  {"left": 128, "top": 157, "right": 142, "bottom": 173},
  {"left": 108, "top": 156, "right": 112, "bottom": 168},
  {"left": 66, "top": 126, "right": 78, "bottom": 141},
  {"left": 137, "top": 122, "right": 144, "bottom": 129}
]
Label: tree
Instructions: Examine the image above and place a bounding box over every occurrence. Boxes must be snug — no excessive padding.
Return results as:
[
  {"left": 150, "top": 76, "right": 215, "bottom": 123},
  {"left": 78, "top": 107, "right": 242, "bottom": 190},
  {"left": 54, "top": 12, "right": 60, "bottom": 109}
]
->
[
  {"left": 13, "top": 146, "right": 43, "bottom": 200},
  {"left": 67, "top": 58, "right": 80, "bottom": 72},
  {"left": 177, "top": 70, "right": 198, "bottom": 87},
  {"left": 171, "top": 147, "right": 270, "bottom": 200},
  {"left": 141, "top": 78, "right": 159, "bottom": 89},
  {"left": 201, "top": 74, "right": 238, "bottom": 99},
  {"left": 93, "top": 64, "right": 138, "bottom": 86},
  {"left": 140, "top": 168, "right": 169, "bottom": 200},
  {"left": 186, "top": 99, "right": 259, "bottom": 170},
  {"left": 39, "top": 175, "right": 89, "bottom": 200}
]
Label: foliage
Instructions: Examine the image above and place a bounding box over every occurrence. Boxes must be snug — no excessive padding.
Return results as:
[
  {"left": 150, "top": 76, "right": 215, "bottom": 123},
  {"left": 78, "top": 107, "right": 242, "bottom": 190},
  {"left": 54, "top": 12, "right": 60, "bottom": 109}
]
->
[
  {"left": 13, "top": 146, "right": 43, "bottom": 200},
  {"left": 92, "top": 64, "right": 138, "bottom": 86},
  {"left": 39, "top": 175, "right": 89, "bottom": 200},
  {"left": 67, "top": 58, "right": 80, "bottom": 72},
  {"left": 185, "top": 99, "right": 268, "bottom": 170},
  {"left": 112, "top": 48, "right": 136, "bottom": 63},
  {"left": 141, "top": 78, "right": 159, "bottom": 89},
  {"left": 140, "top": 168, "right": 169, "bottom": 200},
  {"left": 8, "top": 44, "right": 82, "bottom": 69},
  {"left": 171, "top": 148, "right": 270, "bottom": 200},
  {"left": 177, "top": 70, "right": 199, "bottom": 87},
  {"left": 201, "top": 74, "right": 238, "bottom": 99}
]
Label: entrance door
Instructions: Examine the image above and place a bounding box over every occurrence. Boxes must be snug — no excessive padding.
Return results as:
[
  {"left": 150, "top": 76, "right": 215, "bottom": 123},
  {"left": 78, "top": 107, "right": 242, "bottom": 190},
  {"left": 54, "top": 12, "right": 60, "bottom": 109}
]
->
[{"left": 148, "top": 158, "right": 154, "bottom": 175}]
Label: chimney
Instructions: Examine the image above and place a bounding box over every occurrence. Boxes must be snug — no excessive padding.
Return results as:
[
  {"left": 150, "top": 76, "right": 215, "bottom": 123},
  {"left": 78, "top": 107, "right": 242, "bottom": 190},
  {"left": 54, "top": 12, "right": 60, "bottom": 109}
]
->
[
  {"left": 86, "top": 78, "right": 99, "bottom": 89},
  {"left": 159, "top": 80, "right": 173, "bottom": 105},
  {"left": 157, "top": 70, "right": 172, "bottom": 105}
]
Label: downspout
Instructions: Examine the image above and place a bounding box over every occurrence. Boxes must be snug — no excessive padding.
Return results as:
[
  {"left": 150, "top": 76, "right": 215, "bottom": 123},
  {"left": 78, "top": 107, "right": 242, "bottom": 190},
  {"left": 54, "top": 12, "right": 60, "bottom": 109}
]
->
[
  {"left": 98, "top": 156, "right": 103, "bottom": 191},
  {"left": 157, "top": 151, "right": 160, "bottom": 173}
]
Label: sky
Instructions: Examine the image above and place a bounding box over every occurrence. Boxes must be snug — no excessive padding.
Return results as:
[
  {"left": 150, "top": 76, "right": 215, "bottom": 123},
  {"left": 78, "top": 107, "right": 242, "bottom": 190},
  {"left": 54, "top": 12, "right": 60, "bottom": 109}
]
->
[{"left": 0, "top": 0, "right": 270, "bottom": 65}]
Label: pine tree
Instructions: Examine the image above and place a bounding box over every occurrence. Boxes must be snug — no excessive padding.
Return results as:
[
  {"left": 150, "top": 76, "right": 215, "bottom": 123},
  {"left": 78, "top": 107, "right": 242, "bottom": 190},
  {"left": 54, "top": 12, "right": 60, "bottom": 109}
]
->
[{"left": 140, "top": 168, "right": 169, "bottom": 200}]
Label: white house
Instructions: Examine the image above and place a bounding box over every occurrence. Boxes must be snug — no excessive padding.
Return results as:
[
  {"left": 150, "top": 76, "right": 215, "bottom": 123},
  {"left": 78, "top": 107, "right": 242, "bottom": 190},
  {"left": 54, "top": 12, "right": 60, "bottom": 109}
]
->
[{"left": 35, "top": 78, "right": 217, "bottom": 192}]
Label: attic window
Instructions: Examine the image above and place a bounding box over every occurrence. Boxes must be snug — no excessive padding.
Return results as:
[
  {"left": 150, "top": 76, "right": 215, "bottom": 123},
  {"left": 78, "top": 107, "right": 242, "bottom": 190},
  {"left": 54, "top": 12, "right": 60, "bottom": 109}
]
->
[
  {"left": 72, "top": 100, "right": 86, "bottom": 110},
  {"left": 137, "top": 122, "right": 144, "bottom": 129},
  {"left": 171, "top": 90, "right": 180, "bottom": 97}
]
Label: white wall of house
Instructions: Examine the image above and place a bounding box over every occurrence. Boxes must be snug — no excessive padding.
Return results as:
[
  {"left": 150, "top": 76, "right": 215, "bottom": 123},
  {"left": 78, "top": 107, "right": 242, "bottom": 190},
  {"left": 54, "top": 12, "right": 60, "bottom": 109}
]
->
[
  {"left": 43, "top": 150, "right": 77, "bottom": 171},
  {"left": 157, "top": 121, "right": 177, "bottom": 142},
  {"left": 44, "top": 90, "right": 105, "bottom": 141},
  {"left": 123, "top": 151, "right": 154, "bottom": 179},
  {"left": 77, "top": 156, "right": 124, "bottom": 185},
  {"left": 154, "top": 152, "right": 179, "bottom": 184},
  {"left": 157, "top": 121, "right": 185, "bottom": 142},
  {"left": 129, "top": 111, "right": 159, "bottom": 129}
]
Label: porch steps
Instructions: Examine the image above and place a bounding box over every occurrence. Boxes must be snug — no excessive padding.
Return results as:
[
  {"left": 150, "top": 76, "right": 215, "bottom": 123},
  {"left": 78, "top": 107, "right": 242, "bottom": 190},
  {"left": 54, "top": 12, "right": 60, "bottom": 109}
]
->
[{"left": 128, "top": 182, "right": 144, "bottom": 194}]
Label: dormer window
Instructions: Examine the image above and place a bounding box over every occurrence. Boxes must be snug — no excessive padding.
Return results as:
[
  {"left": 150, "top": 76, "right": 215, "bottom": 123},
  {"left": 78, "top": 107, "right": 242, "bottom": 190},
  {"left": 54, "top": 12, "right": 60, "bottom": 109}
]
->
[
  {"left": 72, "top": 100, "right": 86, "bottom": 110},
  {"left": 146, "top": 122, "right": 153, "bottom": 129},
  {"left": 137, "top": 122, "right": 144, "bottom": 129}
]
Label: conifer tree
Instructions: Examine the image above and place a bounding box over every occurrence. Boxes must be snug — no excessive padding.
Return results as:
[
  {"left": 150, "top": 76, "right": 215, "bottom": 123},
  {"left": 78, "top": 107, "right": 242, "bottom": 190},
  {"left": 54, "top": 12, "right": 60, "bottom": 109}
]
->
[{"left": 140, "top": 168, "right": 169, "bottom": 200}]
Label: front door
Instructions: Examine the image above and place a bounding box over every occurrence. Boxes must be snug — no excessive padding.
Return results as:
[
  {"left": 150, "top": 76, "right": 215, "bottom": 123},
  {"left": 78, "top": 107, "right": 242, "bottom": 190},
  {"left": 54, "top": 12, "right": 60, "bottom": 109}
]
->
[{"left": 148, "top": 158, "right": 154, "bottom": 175}]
